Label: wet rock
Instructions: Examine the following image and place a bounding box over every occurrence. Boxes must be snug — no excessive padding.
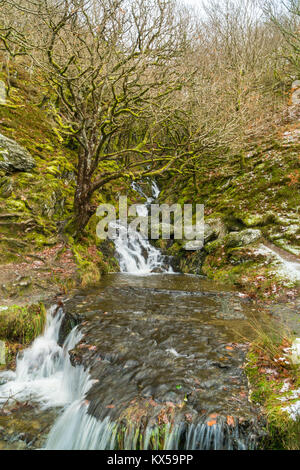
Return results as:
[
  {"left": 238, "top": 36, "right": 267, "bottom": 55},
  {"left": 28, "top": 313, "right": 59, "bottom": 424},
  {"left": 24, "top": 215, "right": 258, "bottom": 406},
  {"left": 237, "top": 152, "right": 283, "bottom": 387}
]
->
[
  {"left": 150, "top": 222, "right": 174, "bottom": 238},
  {"left": 64, "top": 277, "right": 264, "bottom": 428},
  {"left": 225, "top": 229, "right": 262, "bottom": 248},
  {"left": 0, "top": 133, "right": 36, "bottom": 173},
  {"left": 58, "top": 311, "right": 79, "bottom": 347}
]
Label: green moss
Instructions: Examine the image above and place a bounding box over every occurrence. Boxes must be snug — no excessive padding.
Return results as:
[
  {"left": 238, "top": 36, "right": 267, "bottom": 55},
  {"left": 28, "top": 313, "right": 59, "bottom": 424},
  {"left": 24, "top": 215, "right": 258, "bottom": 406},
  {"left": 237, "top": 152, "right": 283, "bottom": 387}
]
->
[
  {"left": 246, "top": 346, "right": 300, "bottom": 449},
  {"left": 72, "top": 243, "right": 101, "bottom": 287},
  {"left": 204, "top": 239, "right": 223, "bottom": 254},
  {"left": 0, "top": 303, "right": 46, "bottom": 345}
]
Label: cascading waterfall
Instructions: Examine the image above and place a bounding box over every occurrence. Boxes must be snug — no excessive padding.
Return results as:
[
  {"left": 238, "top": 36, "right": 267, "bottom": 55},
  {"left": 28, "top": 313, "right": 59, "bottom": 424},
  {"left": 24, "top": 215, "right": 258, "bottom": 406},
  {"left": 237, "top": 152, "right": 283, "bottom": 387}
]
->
[
  {"left": 113, "top": 181, "right": 173, "bottom": 274},
  {"left": 0, "top": 305, "right": 90, "bottom": 409},
  {"left": 0, "top": 180, "right": 259, "bottom": 450},
  {"left": 45, "top": 403, "right": 256, "bottom": 450},
  {"left": 43, "top": 181, "right": 258, "bottom": 450},
  {"left": 113, "top": 224, "right": 172, "bottom": 274}
]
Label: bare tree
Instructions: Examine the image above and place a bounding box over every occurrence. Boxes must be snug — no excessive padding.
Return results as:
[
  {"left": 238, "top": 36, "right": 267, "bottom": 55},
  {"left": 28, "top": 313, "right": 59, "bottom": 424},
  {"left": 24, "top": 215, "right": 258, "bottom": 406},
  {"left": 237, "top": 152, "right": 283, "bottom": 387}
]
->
[
  {"left": 264, "top": 0, "right": 300, "bottom": 75},
  {"left": 0, "top": 0, "right": 193, "bottom": 234}
]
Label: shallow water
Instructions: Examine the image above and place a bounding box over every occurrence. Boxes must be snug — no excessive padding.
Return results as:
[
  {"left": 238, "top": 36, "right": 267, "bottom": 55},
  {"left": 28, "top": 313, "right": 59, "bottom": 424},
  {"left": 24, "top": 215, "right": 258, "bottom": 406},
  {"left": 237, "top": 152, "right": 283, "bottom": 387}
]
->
[
  {"left": 44, "top": 273, "right": 268, "bottom": 449},
  {"left": 0, "top": 181, "right": 272, "bottom": 449},
  {"left": 0, "top": 273, "right": 269, "bottom": 449}
]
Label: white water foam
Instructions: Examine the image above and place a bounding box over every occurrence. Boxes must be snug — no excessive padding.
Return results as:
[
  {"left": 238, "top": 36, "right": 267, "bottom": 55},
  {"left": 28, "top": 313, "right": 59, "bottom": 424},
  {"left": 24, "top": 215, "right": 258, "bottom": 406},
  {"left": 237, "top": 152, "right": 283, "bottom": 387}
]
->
[
  {"left": 45, "top": 402, "right": 253, "bottom": 450},
  {"left": 113, "top": 223, "right": 172, "bottom": 274},
  {"left": 0, "top": 306, "right": 90, "bottom": 408},
  {"left": 113, "top": 181, "right": 173, "bottom": 274}
]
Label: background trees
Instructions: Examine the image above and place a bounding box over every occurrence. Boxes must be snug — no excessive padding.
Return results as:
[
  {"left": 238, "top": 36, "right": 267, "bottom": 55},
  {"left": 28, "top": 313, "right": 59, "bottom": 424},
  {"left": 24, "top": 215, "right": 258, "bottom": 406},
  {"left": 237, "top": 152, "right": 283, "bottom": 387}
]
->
[
  {"left": 0, "top": 0, "right": 296, "bottom": 235},
  {"left": 264, "top": 0, "right": 300, "bottom": 76},
  {"left": 0, "top": 0, "right": 194, "bottom": 234}
]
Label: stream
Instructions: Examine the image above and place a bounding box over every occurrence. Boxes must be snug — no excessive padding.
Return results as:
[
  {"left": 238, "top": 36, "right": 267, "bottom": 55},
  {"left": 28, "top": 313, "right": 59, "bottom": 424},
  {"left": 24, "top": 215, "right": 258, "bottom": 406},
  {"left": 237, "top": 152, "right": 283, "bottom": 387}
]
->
[{"left": 0, "top": 182, "right": 272, "bottom": 449}]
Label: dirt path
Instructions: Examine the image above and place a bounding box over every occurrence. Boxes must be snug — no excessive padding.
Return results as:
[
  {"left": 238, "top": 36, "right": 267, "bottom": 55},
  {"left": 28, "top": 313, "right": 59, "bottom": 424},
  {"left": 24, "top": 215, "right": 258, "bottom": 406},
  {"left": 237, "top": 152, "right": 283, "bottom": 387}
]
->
[{"left": 0, "top": 243, "right": 78, "bottom": 307}]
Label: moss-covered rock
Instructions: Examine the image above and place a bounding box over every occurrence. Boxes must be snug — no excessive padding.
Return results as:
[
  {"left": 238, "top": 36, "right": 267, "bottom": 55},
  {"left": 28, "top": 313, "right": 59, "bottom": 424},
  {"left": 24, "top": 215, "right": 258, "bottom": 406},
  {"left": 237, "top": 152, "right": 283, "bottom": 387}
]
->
[
  {"left": 224, "top": 229, "right": 262, "bottom": 249},
  {"left": 239, "top": 211, "right": 278, "bottom": 227},
  {"left": 0, "top": 303, "right": 46, "bottom": 345},
  {"left": 0, "top": 132, "right": 36, "bottom": 173}
]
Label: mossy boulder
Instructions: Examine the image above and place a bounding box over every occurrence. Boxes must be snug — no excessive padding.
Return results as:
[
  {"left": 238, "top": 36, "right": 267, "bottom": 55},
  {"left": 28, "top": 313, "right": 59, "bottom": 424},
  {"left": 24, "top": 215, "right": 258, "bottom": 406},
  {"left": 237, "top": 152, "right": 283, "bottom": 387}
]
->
[
  {"left": 225, "top": 229, "right": 262, "bottom": 249},
  {"left": 0, "top": 303, "right": 46, "bottom": 345},
  {"left": 239, "top": 212, "right": 277, "bottom": 227},
  {"left": 0, "top": 133, "right": 36, "bottom": 173}
]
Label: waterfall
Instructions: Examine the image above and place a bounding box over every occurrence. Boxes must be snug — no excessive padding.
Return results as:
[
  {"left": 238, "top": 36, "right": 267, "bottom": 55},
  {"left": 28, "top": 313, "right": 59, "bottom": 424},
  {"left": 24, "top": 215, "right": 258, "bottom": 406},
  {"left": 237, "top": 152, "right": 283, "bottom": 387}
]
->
[
  {"left": 113, "top": 181, "right": 173, "bottom": 274},
  {"left": 0, "top": 306, "right": 90, "bottom": 408},
  {"left": 0, "top": 271, "right": 257, "bottom": 450},
  {"left": 0, "top": 179, "right": 260, "bottom": 450},
  {"left": 45, "top": 404, "right": 256, "bottom": 450}
]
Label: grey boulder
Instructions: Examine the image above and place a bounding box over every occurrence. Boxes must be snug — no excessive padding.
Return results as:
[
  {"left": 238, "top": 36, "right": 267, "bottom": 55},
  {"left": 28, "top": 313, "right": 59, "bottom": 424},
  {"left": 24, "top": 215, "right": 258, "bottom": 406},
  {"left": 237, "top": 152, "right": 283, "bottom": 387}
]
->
[
  {"left": 0, "top": 133, "right": 36, "bottom": 173},
  {"left": 225, "top": 229, "right": 262, "bottom": 248}
]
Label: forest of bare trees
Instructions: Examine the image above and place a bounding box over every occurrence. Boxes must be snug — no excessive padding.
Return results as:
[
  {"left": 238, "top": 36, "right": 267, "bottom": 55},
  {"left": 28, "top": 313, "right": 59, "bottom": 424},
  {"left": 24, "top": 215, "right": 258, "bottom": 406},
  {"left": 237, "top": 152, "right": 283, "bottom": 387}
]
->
[{"left": 0, "top": 0, "right": 298, "bottom": 234}]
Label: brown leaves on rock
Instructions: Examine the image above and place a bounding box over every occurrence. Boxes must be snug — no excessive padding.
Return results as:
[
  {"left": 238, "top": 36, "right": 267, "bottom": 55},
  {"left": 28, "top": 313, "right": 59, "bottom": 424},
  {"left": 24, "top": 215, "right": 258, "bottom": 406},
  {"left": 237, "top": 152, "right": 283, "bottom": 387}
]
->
[
  {"left": 226, "top": 415, "right": 235, "bottom": 426},
  {"left": 207, "top": 413, "right": 218, "bottom": 426}
]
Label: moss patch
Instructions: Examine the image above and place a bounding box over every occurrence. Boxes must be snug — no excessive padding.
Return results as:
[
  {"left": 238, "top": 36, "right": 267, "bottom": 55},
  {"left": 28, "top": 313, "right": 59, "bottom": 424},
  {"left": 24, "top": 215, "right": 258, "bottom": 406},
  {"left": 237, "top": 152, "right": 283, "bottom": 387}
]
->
[
  {"left": 246, "top": 333, "right": 300, "bottom": 449},
  {"left": 0, "top": 303, "right": 46, "bottom": 345}
]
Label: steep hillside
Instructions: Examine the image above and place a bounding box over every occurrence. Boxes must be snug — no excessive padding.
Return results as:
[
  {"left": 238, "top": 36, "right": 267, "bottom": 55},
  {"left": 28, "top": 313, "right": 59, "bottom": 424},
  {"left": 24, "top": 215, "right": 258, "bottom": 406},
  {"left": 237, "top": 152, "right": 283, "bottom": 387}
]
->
[
  {"left": 156, "top": 100, "right": 300, "bottom": 300},
  {"left": 0, "top": 65, "right": 124, "bottom": 303}
]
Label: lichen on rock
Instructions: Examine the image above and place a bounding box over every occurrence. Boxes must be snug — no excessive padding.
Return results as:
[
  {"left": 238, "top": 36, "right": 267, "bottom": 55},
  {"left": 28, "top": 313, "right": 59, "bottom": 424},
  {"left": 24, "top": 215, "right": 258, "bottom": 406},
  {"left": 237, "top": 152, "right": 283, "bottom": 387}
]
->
[{"left": 0, "top": 133, "right": 36, "bottom": 173}]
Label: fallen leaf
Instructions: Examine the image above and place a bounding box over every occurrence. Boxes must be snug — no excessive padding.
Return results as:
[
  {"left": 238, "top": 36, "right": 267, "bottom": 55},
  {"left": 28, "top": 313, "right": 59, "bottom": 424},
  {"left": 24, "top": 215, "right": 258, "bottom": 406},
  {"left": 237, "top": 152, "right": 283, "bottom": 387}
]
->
[
  {"left": 207, "top": 419, "right": 217, "bottom": 426},
  {"left": 227, "top": 415, "right": 235, "bottom": 426}
]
